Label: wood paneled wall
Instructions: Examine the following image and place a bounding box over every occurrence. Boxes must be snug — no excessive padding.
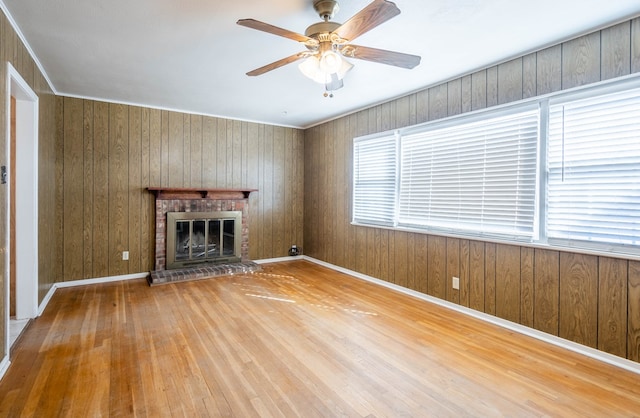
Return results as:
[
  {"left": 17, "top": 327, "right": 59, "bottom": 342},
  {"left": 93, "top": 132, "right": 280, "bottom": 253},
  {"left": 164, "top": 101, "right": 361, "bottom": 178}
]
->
[
  {"left": 0, "top": 9, "right": 58, "bottom": 359},
  {"left": 304, "top": 18, "right": 640, "bottom": 363},
  {"left": 57, "top": 98, "right": 304, "bottom": 281}
]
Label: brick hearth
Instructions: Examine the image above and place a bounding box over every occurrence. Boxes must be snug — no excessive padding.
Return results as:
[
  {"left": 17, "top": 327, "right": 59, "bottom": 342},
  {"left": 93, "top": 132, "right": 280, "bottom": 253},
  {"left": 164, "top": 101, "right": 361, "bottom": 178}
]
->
[{"left": 148, "top": 188, "right": 258, "bottom": 285}]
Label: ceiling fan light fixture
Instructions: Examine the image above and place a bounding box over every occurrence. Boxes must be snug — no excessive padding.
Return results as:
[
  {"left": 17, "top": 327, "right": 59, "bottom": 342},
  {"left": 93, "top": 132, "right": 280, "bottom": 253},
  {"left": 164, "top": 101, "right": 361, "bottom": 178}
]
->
[
  {"left": 298, "top": 56, "right": 324, "bottom": 84},
  {"left": 298, "top": 52, "right": 353, "bottom": 88},
  {"left": 320, "top": 50, "right": 342, "bottom": 73}
]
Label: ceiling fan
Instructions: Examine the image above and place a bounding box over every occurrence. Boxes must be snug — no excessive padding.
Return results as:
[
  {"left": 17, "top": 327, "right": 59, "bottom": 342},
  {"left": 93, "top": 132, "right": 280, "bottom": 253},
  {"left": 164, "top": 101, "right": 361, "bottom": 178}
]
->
[{"left": 237, "top": 0, "right": 421, "bottom": 96}]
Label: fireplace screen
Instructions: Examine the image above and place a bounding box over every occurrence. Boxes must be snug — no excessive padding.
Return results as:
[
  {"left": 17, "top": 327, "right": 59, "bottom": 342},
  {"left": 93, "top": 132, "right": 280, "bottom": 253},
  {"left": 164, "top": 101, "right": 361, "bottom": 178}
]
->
[{"left": 166, "top": 211, "right": 242, "bottom": 269}]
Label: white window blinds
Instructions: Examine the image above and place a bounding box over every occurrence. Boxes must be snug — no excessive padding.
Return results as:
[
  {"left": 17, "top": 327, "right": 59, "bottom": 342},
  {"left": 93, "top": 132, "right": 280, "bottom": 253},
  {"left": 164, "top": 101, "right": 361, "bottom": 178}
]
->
[
  {"left": 398, "top": 109, "right": 539, "bottom": 239},
  {"left": 353, "top": 134, "right": 397, "bottom": 226},
  {"left": 548, "top": 88, "right": 640, "bottom": 248}
]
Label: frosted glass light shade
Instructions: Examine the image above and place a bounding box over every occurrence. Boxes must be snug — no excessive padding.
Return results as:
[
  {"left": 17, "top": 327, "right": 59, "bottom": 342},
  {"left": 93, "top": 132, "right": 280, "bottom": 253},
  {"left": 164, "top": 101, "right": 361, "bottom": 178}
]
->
[{"left": 298, "top": 52, "right": 353, "bottom": 87}]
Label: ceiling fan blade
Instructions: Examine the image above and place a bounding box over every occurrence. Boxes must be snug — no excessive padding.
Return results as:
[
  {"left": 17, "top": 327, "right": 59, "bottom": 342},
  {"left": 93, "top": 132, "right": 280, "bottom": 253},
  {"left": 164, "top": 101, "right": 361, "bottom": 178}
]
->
[
  {"left": 237, "top": 19, "right": 315, "bottom": 44},
  {"left": 341, "top": 45, "right": 421, "bottom": 69},
  {"left": 246, "top": 52, "right": 309, "bottom": 76},
  {"left": 332, "top": 0, "right": 400, "bottom": 42}
]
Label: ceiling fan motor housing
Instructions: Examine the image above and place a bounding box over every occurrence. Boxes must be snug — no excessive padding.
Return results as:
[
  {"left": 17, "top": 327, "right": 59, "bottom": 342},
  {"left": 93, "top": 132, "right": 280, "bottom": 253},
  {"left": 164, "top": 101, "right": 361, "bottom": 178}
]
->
[
  {"left": 305, "top": 21, "right": 340, "bottom": 39},
  {"left": 313, "top": 0, "right": 339, "bottom": 20}
]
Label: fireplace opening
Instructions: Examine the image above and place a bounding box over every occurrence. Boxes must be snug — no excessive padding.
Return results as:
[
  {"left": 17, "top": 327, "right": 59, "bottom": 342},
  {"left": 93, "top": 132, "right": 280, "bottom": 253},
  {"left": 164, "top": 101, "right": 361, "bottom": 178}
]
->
[{"left": 166, "top": 211, "right": 242, "bottom": 269}]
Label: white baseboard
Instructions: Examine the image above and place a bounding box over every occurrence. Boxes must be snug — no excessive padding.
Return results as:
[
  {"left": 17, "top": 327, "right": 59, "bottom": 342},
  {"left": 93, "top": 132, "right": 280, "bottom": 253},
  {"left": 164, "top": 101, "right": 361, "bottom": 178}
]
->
[
  {"left": 54, "top": 272, "right": 149, "bottom": 289},
  {"left": 254, "top": 255, "right": 304, "bottom": 264},
  {"left": 301, "top": 255, "right": 640, "bottom": 376},
  {"left": 37, "top": 285, "right": 57, "bottom": 317},
  {"left": 0, "top": 355, "right": 9, "bottom": 381}
]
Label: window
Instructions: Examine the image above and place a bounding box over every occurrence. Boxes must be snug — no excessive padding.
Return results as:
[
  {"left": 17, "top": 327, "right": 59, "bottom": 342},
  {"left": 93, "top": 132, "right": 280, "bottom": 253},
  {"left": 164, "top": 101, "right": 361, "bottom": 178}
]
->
[
  {"left": 353, "top": 76, "right": 640, "bottom": 257},
  {"left": 399, "top": 108, "right": 538, "bottom": 239},
  {"left": 353, "top": 133, "right": 397, "bottom": 227},
  {"left": 548, "top": 87, "right": 640, "bottom": 250}
]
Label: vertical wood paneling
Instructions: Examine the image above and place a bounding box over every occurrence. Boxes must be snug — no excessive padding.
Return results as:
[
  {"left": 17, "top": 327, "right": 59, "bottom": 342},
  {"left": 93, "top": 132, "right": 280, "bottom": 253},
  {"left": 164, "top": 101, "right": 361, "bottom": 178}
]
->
[
  {"left": 189, "top": 115, "right": 202, "bottom": 188},
  {"left": 408, "top": 93, "right": 417, "bottom": 126},
  {"left": 416, "top": 89, "right": 429, "bottom": 124},
  {"left": 447, "top": 79, "right": 462, "bottom": 117},
  {"left": 201, "top": 117, "right": 216, "bottom": 187},
  {"left": 128, "top": 107, "right": 142, "bottom": 273},
  {"left": 394, "top": 231, "right": 408, "bottom": 288},
  {"left": 559, "top": 253, "right": 598, "bottom": 348},
  {"left": 427, "top": 236, "right": 446, "bottom": 299},
  {"left": 272, "top": 127, "right": 286, "bottom": 256},
  {"left": 562, "top": 32, "right": 601, "bottom": 89},
  {"left": 62, "top": 98, "right": 84, "bottom": 280},
  {"left": 495, "top": 244, "right": 520, "bottom": 323},
  {"left": 333, "top": 118, "right": 346, "bottom": 268},
  {"left": 55, "top": 96, "right": 65, "bottom": 284},
  {"left": 536, "top": 45, "right": 562, "bottom": 95},
  {"left": 242, "top": 122, "right": 249, "bottom": 189},
  {"left": 497, "top": 58, "right": 523, "bottom": 104},
  {"left": 446, "top": 238, "right": 460, "bottom": 304},
  {"left": 484, "top": 243, "right": 496, "bottom": 315},
  {"left": 345, "top": 114, "right": 358, "bottom": 271},
  {"left": 355, "top": 227, "right": 367, "bottom": 274},
  {"left": 534, "top": 249, "right": 559, "bottom": 335},
  {"left": 82, "top": 101, "right": 94, "bottom": 278},
  {"left": 461, "top": 75, "right": 472, "bottom": 113},
  {"left": 459, "top": 239, "right": 470, "bottom": 307},
  {"left": 601, "top": 22, "right": 631, "bottom": 80},
  {"left": 632, "top": 18, "right": 640, "bottom": 73},
  {"left": 148, "top": 109, "right": 162, "bottom": 187},
  {"left": 406, "top": 233, "right": 416, "bottom": 291},
  {"left": 471, "top": 70, "right": 487, "bottom": 110},
  {"left": 303, "top": 127, "right": 317, "bottom": 257},
  {"left": 598, "top": 257, "right": 628, "bottom": 357},
  {"left": 140, "top": 108, "right": 152, "bottom": 270},
  {"left": 414, "top": 234, "right": 428, "bottom": 294},
  {"left": 428, "top": 84, "right": 447, "bottom": 121},
  {"left": 395, "top": 96, "right": 410, "bottom": 129},
  {"left": 232, "top": 120, "right": 242, "bottom": 189},
  {"left": 468, "top": 241, "right": 485, "bottom": 312},
  {"left": 247, "top": 123, "right": 260, "bottom": 260},
  {"left": 379, "top": 230, "right": 390, "bottom": 282},
  {"left": 261, "top": 125, "right": 274, "bottom": 257},
  {"left": 486, "top": 67, "right": 498, "bottom": 107},
  {"left": 520, "top": 247, "right": 534, "bottom": 328},
  {"left": 167, "top": 112, "right": 183, "bottom": 188},
  {"left": 183, "top": 114, "right": 191, "bottom": 187},
  {"left": 522, "top": 53, "right": 537, "bottom": 99},
  {"left": 217, "top": 119, "right": 227, "bottom": 187},
  {"left": 367, "top": 228, "right": 379, "bottom": 279},
  {"left": 160, "top": 111, "right": 169, "bottom": 186},
  {"left": 93, "top": 102, "right": 110, "bottom": 276},
  {"left": 629, "top": 261, "right": 640, "bottom": 362},
  {"left": 108, "top": 104, "right": 129, "bottom": 276}
]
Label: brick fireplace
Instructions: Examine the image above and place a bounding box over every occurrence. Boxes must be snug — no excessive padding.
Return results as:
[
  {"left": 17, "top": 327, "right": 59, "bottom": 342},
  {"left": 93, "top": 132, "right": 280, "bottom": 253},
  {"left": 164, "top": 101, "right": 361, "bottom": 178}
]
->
[{"left": 148, "top": 188, "right": 259, "bottom": 285}]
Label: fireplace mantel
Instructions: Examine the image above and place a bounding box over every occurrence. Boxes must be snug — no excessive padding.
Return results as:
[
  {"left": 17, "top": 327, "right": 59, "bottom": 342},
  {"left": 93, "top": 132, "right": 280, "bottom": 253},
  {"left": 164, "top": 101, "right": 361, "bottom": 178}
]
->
[{"left": 148, "top": 187, "right": 257, "bottom": 200}]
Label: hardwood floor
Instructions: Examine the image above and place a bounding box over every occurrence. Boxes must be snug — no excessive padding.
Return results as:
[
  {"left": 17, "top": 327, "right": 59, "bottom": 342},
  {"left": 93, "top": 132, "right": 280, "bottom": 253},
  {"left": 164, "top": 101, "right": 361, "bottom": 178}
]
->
[{"left": 1, "top": 260, "right": 639, "bottom": 417}]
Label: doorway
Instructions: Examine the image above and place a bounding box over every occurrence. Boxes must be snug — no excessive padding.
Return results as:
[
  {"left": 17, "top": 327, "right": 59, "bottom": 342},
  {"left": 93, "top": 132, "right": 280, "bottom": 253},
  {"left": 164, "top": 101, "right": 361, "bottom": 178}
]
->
[{"left": 5, "top": 63, "right": 39, "bottom": 355}]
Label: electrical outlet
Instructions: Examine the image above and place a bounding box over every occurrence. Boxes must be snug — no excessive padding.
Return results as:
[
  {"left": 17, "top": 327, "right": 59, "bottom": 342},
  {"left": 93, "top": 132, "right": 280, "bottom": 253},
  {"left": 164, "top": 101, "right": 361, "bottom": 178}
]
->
[
  {"left": 122, "top": 251, "right": 129, "bottom": 261},
  {"left": 452, "top": 276, "right": 460, "bottom": 290}
]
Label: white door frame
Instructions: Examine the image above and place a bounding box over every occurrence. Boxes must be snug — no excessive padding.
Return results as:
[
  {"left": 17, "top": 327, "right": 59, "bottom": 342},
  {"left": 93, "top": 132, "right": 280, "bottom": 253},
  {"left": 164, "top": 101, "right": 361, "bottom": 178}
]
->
[{"left": 4, "top": 63, "right": 39, "bottom": 357}]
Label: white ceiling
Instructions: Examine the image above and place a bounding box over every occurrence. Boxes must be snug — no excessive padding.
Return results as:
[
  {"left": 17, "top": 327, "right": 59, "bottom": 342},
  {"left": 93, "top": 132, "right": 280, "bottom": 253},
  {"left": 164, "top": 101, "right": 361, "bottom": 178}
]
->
[{"left": 2, "top": 0, "right": 639, "bottom": 128}]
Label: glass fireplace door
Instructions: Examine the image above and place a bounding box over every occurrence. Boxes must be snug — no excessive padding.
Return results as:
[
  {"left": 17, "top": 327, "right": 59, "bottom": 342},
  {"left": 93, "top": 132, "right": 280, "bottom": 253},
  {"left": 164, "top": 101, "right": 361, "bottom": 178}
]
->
[{"left": 167, "top": 211, "right": 242, "bottom": 269}]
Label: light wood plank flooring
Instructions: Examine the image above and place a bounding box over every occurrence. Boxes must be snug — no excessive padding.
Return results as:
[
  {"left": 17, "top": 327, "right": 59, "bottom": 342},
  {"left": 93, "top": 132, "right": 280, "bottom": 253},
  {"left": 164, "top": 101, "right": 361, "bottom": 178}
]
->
[{"left": 1, "top": 260, "right": 639, "bottom": 417}]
